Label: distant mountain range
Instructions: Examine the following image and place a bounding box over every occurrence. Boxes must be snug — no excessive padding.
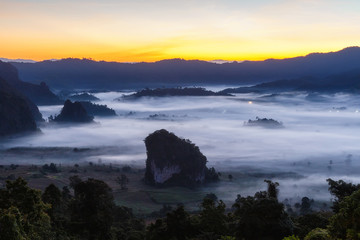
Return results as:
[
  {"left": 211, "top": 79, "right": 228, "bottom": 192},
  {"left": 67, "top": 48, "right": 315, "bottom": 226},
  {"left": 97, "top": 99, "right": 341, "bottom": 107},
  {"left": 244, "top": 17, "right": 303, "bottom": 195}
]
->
[
  {"left": 0, "top": 58, "right": 36, "bottom": 63},
  {"left": 0, "top": 61, "right": 62, "bottom": 105},
  {"left": 9, "top": 46, "right": 360, "bottom": 91},
  {"left": 220, "top": 70, "right": 360, "bottom": 94},
  {"left": 122, "top": 87, "right": 232, "bottom": 99}
]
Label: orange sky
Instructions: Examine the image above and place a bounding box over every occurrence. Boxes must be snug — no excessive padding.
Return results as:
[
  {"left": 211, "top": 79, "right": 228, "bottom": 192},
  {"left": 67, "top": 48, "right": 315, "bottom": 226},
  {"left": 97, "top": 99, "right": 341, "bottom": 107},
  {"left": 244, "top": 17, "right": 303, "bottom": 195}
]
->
[{"left": 0, "top": 0, "right": 359, "bottom": 62}]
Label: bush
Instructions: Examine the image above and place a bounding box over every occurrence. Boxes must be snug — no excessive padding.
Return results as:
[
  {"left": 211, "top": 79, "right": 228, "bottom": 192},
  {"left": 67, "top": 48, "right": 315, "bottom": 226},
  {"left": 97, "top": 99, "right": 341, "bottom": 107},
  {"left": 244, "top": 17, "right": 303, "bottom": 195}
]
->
[
  {"left": 304, "top": 228, "right": 330, "bottom": 240},
  {"left": 283, "top": 235, "right": 300, "bottom": 240},
  {"left": 122, "top": 166, "right": 132, "bottom": 173},
  {"left": 42, "top": 163, "right": 60, "bottom": 173}
]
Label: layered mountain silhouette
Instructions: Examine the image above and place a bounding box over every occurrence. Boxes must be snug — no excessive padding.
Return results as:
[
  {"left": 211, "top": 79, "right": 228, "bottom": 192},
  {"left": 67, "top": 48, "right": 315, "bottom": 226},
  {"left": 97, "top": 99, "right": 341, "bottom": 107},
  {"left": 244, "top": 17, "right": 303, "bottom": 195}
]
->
[
  {"left": 0, "top": 62, "right": 43, "bottom": 122},
  {"left": 0, "top": 61, "right": 61, "bottom": 105},
  {"left": 221, "top": 70, "right": 360, "bottom": 94},
  {"left": 0, "top": 77, "right": 38, "bottom": 136},
  {"left": 12, "top": 47, "right": 360, "bottom": 91}
]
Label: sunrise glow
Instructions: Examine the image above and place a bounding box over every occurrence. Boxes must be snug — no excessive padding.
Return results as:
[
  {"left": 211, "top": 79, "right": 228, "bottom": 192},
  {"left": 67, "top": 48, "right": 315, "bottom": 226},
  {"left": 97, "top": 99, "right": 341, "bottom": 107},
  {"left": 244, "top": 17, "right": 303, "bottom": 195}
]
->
[{"left": 1, "top": 0, "right": 359, "bottom": 62}]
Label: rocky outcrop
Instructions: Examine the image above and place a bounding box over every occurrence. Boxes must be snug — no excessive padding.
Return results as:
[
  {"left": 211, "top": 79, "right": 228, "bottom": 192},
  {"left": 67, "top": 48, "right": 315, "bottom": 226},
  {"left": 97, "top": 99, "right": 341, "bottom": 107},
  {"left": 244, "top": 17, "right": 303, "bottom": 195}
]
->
[
  {"left": 0, "top": 77, "right": 37, "bottom": 136},
  {"left": 0, "top": 61, "right": 61, "bottom": 105},
  {"left": 52, "top": 100, "right": 94, "bottom": 123},
  {"left": 144, "top": 129, "right": 217, "bottom": 186}
]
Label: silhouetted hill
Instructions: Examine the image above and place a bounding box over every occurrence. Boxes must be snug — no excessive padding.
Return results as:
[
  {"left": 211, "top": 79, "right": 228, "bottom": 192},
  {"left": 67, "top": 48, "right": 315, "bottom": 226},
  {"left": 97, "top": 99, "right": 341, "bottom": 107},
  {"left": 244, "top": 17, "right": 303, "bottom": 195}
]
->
[
  {"left": 78, "top": 101, "right": 116, "bottom": 116},
  {"left": 220, "top": 79, "right": 317, "bottom": 94},
  {"left": 0, "top": 77, "right": 37, "bottom": 136},
  {"left": 68, "top": 93, "right": 100, "bottom": 102},
  {"left": 221, "top": 69, "right": 360, "bottom": 94},
  {"left": 12, "top": 47, "right": 360, "bottom": 91},
  {"left": 307, "top": 69, "right": 360, "bottom": 92},
  {"left": 0, "top": 61, "right": 61, "bottom": 105},
  {"left": 123, "top": 87, "right": 232, "bottom": 99},
  {"left": 0, "top": 62, "right": 43, "bottom": 121},
  {"left": 52, "top": 100, "right": 94, "bottom": 123}
]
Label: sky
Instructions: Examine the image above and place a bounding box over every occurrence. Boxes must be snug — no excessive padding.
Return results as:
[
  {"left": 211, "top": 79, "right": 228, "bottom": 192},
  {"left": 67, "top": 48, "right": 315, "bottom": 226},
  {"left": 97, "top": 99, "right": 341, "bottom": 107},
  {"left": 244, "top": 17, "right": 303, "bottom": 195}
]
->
[{"left": 0, "top": 0, "right": 359, "bottom": 62}]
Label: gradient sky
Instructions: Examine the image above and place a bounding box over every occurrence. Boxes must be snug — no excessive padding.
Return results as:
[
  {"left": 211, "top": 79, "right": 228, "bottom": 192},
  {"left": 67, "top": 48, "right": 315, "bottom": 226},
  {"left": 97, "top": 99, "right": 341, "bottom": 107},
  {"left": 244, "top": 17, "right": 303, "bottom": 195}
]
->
[{"left": 0, "top": 0, "right": 359, "bottom": 62}]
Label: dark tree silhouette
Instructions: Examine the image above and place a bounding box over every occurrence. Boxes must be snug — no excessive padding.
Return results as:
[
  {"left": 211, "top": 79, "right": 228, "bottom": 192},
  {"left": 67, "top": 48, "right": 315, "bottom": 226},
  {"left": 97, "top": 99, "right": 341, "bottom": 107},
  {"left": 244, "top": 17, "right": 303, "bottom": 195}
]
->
[
  {"left": 116, "top": 174, "right": 129, "bottom": 190},
  {"left": 328, "top": 189, "right": 360, "bottom": 239},
  {"left": 69, "top": 178, "right": 115, "bottom": 240},
  {"left": 232, "top": 181, "right": 293, "bottom": 240},
  {"left": 326, "top": 178, "right": 360, "bottom": 212},
  {"left": 146, "top": 206, "right": 197, "bottom": 240},
  {"left": 0, "top": 178, "right": 52, "bottom": 239},
  {"left": 199, "top": 198, "right": 228, "bottom": 237},
  {"left": 265, "top": 179, "right": 280, "bottom": 199}
]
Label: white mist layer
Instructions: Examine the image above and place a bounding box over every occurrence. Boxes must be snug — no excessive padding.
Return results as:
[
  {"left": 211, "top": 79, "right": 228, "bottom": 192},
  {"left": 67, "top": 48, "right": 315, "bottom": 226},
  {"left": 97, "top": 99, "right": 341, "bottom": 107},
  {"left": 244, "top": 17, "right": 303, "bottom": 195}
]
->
[{"left": 2, "top": 91, "right": 360, "bottom": 202}]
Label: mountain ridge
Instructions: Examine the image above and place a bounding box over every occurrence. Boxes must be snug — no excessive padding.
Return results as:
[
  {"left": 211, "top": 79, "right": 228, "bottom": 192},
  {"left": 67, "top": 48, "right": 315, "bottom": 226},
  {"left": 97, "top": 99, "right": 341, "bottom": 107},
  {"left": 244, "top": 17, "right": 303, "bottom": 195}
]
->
[
  {"left": 11, "top": 46, "right": 360, "bottom": 91},
  {"left": 0, "top": 76, "right": 38, "bottom": 136},
  {"left": 0, "top": 61, "right": 62, "bottom": 105}
]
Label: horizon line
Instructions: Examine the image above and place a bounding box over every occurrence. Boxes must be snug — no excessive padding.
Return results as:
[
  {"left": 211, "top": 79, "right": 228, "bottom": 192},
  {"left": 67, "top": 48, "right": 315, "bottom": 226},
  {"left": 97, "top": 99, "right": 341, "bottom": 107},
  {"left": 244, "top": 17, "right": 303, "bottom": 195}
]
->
[{"left": 1, "top": 46, "right": 359, "bottom": 64}]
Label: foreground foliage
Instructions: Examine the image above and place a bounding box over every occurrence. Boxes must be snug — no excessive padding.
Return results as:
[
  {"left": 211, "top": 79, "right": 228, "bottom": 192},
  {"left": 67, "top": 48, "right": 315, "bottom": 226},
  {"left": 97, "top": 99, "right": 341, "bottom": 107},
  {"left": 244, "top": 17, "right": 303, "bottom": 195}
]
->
[
  {"left": 0, "top": 178, "right": 52, "bottom": 240},
  {"left": 1, "top": 176, "right": 360, "bottom": 239}
]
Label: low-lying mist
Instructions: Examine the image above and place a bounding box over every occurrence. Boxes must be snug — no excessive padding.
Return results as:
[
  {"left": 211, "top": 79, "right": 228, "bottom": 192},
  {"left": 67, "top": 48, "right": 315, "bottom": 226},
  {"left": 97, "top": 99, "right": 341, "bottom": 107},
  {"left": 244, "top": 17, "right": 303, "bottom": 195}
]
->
[{"left": 2, "top": 90, "right": 360, "bottom": 203}]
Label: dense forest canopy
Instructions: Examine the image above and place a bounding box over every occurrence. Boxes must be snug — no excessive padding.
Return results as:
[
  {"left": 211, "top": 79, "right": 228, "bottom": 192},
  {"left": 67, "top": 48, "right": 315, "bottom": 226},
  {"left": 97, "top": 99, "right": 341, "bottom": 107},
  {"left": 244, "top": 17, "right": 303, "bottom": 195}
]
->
[{"left": 0, "top": 176, "right": 359, "bottom": 239}]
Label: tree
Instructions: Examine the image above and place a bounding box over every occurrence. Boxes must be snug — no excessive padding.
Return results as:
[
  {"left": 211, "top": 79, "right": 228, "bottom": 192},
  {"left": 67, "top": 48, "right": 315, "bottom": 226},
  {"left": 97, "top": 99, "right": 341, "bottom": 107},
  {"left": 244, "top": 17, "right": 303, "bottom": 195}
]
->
[
  {"left": 300, "top": 197, "right": 312, "bottom": 215},
  {"left": 0, "top": 207, "right": 26, "bottom": 240},
  {"left": 166, "top": 206, "right": 197, "bottom": 239},
  {"left": 199, "top": 197, "right": 228, "bottom": 237},
  {"left": 265, "top": 179, "right": 279, "bottom": 199},
  {"left": 146, "top": 206, "right": 197, "bottom": 240},
  {"left": 327, "top": 178, "right": 360, "bottom": 213},
  {"left": 42, "top": 163, "right": 60, "bottom": 173},
  {"left": 293, "top": 213, "right": 329, "bottom": 239},
  {"left": 112, "top": 206, "right": 145, "bottom": 240},
  {"left": 0, "top": 178, "right": 53, "bottom": 240},
  {"left": 42, "top": 183, "right": 71, "bottom": 235},
  {"left": 116, "top": 174, "right": 129, "bottom": 190},
  {"left": 282, "top": 236, "right": 300, "bottom": 240},
  {"left": 69, "top": 175, "right": 82, "bottom": 189},
  {"left": 61, "top": 186, "right": 72, "bottom": 203},
  {"left": 204, "top": 193, "right": 218, "bottom": 202},
  {"left": 220, "top": 237, "right": 236, "bottom": 240},
  {"left": 304, "top": 228, "right": 330, "bottom": 240},
  {"left": 42, "top": 184, "right": 62, "bottom": 218},
  {"left": 69, "top": 178, "right": 115, "bottom": 240},
  {"left": 328, "top": 189, "right": 360, "bottom": 239},
  {"left": 232, "top": 181, "right": 293, "bottom": 240},
  {"left": 205, "top": 167, "right": 220, "bottom": 182}
]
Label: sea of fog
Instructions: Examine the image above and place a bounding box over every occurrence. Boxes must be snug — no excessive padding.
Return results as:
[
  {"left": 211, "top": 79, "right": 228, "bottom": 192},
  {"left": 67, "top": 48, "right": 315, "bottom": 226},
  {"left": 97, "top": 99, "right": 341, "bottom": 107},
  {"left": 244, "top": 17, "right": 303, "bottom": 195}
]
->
[{"left": 2, "top": 90, "right": 360, "bottom": 203}]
